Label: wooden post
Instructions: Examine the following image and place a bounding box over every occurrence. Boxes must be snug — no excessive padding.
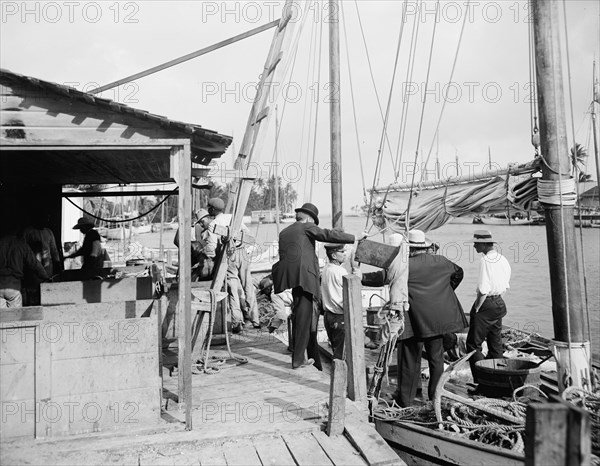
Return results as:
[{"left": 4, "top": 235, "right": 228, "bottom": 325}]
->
[
  {"left": 173, "top": 144, "right": 192, "bottom": 430},
  {"left": 329, "top": 0, "right": 343, "bottom": 230},
  {"left": 343, "top": 274, "right": 367, "bottom": 408},
  {"left": 525, "top": 399, "right": 590, "bottom": 465},
  {"left": 533, "top": 0, "right": 586, "bottom": 343},
  {"left": 327, "top": 359, "right": 347, "bottom": 436}
]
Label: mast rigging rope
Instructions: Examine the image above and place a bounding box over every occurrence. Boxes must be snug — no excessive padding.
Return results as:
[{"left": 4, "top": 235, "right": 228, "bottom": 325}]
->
[
  {"left": 392, "top": 1, "right": 422, "bottom": 183},
  {"left": 420, "top": 0, "right": 470, "bottom": 183},
  {"left": 405, "top": 0, "right": 441, "bottom": 231},
  {"left": 562, "top": 0, "right": 592, "bottom": 372},
  {"left": 340, "top": 1, "right": 368, "bottom": 200},
  {"left": 308, "top": 14, "right": 324, "bottom": 202}
]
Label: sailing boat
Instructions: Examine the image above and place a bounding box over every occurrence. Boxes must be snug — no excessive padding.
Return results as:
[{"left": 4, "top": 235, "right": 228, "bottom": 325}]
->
[
  {"left": 197, "top": 1, "right": 595, "bottom": 462},
  {"left": 352, "top": 1, "right": 596, "bottom": 464}
]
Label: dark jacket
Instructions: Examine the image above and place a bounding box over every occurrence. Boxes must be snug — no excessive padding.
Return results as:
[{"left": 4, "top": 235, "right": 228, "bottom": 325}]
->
[
  {"left": 362, "top": 252, "right": 467, "bottom": 339},
  {"left": 272, "top": 222, "right": 354, "bottom": 298},
  {"left": 407, "top": 253, "right": 466, "bottom": 338}
]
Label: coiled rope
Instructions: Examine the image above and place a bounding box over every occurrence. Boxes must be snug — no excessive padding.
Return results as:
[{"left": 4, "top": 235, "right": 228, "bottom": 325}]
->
[
  {"left": 563, "top": 386, "right": 600, "bottom": 457},
  {"left": 537, "top": 178, "right": 577, "bottom": 206}
]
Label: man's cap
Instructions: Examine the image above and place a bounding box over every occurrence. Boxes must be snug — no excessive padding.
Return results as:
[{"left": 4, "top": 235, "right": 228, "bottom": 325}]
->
[
  {"left": 295, "top": 202, "right": 319, "bottom": 225},
  {"left": 208, "top": 198, "right": 225, "bottom": 211},
  {"left": 470, "top": 229, "right": 497, "bottom": 243},
  {"left": 407, "top": 229, "right": 433, "bottom": 248},
  {"left": 195, "top": 208, "right": 210, "bottom": 221},
  {"left": 72, "top": 217, "right": 95, "bottom": 230},
  {"left": 324, "top": 243, "right": 348, "bottom": 253}
]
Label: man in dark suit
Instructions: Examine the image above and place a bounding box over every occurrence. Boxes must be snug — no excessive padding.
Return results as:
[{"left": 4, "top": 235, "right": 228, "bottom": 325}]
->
[
  {"left": 398, "top": 230, "right": 467, "bottom": 406},
  {"left": 361, "top": 230, "right": 467, "bottom": 406},
  {"left": 272, "top": 203, "right": 355, "bottom": 370}
]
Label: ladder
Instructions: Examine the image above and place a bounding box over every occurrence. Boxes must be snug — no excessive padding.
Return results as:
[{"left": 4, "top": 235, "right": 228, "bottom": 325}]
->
[{"left": 209, "top": 1, "right": 298, "bottom": 300}]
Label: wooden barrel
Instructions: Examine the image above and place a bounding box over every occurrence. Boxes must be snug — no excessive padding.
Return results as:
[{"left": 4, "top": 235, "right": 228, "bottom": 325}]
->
[{"left": 474, "top": 358, "right": 542, "bottom": 397}]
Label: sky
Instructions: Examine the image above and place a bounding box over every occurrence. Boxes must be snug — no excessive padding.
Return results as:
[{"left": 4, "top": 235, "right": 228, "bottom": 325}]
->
[{"left": 1, "top": 0, "right": 599, "bottom": 216}]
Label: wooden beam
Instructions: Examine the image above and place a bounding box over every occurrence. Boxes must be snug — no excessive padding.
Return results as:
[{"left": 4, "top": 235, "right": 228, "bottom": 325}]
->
[
  {"left": 533, "top": 0, "right": 587, "bottom": 345},
  {"left": 525, "top": 399, "right": 590, "bottom": 466},
  {"left": 327, "top": 359, "right": 347, "bottom": 436},
  {"left": 191, "top": 167, "right": 258, "bottom": 181},
  {"left": 173, "top": 144, "right": 192, "bottom": 430},
  {"left": 371, "top": 160, "right": 538, "bottom": 193},
  {"left": 343, "top": 275, "right": 367, "bottom": 408},
  {"left": 329, "top": 0, "right": 343, "bottom": 229},
  {"left": 63, "top": 189, "right": 178, "bottom": 198},
  {"left": 89, "top": 20, "right": 279, "bottom": 94},
  {"left": 40, "top": 278, "right": 154, "bottom": 305}
]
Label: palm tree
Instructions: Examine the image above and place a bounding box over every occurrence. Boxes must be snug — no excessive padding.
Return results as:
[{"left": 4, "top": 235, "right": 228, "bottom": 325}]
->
[{"left": 570, "top": 143, "right": 588, "bottom": 172}]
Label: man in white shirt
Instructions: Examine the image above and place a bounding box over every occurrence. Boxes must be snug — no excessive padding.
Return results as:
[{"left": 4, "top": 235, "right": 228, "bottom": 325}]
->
[
  {"left": 320, "top": 243, "right": 360, "bottom": 359},
  {"left": 466, "top": 230, "right": 512, "bottom": 382}
]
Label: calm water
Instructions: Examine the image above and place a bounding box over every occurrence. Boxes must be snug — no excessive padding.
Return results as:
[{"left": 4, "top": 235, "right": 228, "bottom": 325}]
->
[
  {"left": 251, "top": 216, "right": 600, "bottom": 344},
  {"left": 111, "top": 216, "right": 599, "bottom": 345}
]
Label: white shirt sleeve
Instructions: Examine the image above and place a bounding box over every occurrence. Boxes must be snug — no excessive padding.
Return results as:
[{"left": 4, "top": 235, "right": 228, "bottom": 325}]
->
[{"left": 478, "top": 256, "right": 492, "bottom": 295}]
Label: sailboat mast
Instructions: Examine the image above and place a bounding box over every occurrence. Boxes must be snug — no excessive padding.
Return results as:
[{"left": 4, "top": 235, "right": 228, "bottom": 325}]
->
[
  {"left": 329, "top": 0, "right": 343, "bottom": 229},
  {"left": 592, "top": 60, "right": 600, "bottom": 187},
  {"left": 532, "top": 0, "right": 589, "bottom": 390},
  {"left": 274, "top": 105, "right": 281, "bottom": 235}
]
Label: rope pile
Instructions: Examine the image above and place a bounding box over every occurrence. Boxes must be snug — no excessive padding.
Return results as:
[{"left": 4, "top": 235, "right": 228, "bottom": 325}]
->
[
  {"left": 501, "top": 327, "right": 541, "bottom": 349},
  {"left": 563, "top": 387, "right": 600, "bottom": 461},
  {"left": 372, "top": 397, "right": 526, "bottom": 453}
]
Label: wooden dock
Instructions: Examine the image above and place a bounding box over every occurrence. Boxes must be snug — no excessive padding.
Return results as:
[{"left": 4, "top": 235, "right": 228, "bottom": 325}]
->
[{"left": 1, "top": 327, "right": 403, "bottom": 466}]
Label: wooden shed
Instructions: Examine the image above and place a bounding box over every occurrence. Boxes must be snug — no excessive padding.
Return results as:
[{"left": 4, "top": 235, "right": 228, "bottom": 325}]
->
[
  {"left": 0, "top": 68, "right": 231, "bottom": 237},
  {"left": 0, "top": 68, "right": 231, "bottom": 439}
]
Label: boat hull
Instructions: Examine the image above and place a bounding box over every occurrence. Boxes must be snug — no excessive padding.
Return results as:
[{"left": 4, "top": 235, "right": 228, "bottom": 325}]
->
[
  {"left": 448, "top": 217, "right": 475, "bottom": 224},
  {"left": 375, "top": 419, "right": 524, "bottom": 466},
  {"left": 480, "top": 217, "right": 532, "bottom": 225},
  {"left": 132, "top": 224, "right": 152, "bottom": 235},
  {"left": 99, "top": 227, "right": 129, "bottom": 240}
]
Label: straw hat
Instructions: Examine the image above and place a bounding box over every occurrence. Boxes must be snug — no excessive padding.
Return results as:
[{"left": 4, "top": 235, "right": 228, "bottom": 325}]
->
[
  {"left": 195, "top": 208, "right": 210, "bottom": 222},
  {"left": 470, "top": 229, "right": 497, "bottom": 243},
  {"left": 407, "top": 229, "right": 433, "bottom": 248}
]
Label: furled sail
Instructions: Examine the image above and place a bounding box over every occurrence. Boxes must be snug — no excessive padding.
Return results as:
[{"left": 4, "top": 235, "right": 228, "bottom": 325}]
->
[{"left": 369, "top": 160, "right": 541, "bottom": 232}]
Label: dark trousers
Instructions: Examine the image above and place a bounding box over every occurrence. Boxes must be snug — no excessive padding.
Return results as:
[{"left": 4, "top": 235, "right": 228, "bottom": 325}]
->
[
  {"left": 397, "top": 336, "right": 444, "bottom": 407},
  {"left": 324, "top": 311, "right": 345, "bottom": 360},
  {"left": 291, "top": 287, "right": 322, "bottom": 370},
  {"left": 466, "top": 295, "right": 507, "bottom": 381}
]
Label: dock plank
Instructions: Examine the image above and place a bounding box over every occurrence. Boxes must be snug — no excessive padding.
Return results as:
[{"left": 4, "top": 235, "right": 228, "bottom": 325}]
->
[
  {"left": 198, "top": 444, "right": 227, "bottom": 466},
  {"left": 253, "top": 435, "right": 297, "bottom": 466},
  {"left": 283, "top": 432, "right": 334, "bottom": 466},
  {"left": 345, "top": 418, "right": 404, "bottom": 466},
  {"left": 222, "top": 438, "right": 262, "bottom": 466},
  {"left": 312, "top": 430, "right": 367, "bottom": 465}
]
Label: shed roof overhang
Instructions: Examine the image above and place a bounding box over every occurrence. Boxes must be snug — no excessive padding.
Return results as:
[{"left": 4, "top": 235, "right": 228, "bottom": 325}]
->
[{"left": 0, "top": 69, "right": 232, "bottom": 187}]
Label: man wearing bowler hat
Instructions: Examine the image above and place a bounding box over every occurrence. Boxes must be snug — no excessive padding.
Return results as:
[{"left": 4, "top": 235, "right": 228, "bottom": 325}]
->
[
  {"left": 272, "top": 203, "right": 355, "bottom": 370},
  {"left": 466, "top": 229, "right": 511, "bottom": 384}
]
